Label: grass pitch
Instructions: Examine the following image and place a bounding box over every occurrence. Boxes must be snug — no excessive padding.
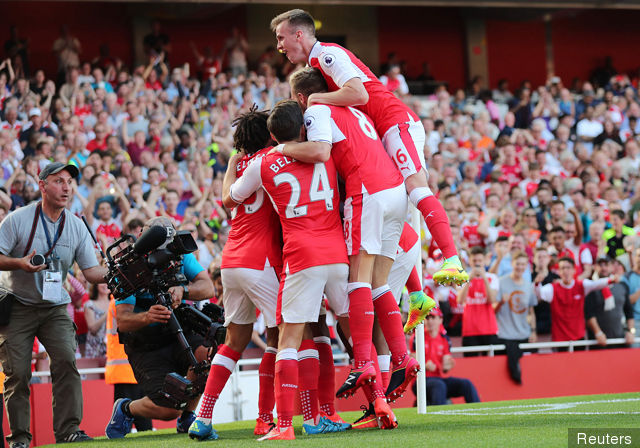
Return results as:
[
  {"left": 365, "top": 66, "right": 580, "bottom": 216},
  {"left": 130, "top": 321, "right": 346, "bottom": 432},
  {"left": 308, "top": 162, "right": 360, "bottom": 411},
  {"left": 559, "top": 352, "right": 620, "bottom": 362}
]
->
[{"left": 43, "top": 393, "right": 640, "bottom": 448}]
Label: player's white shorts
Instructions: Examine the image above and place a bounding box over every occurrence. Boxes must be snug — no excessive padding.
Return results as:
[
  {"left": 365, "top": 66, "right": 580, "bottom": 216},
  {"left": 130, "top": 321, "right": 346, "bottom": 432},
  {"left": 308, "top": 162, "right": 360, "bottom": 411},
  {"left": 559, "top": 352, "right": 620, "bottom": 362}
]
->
[
  {"left": 343, "top": 184, "right": 407, "bottom": 259},
  {"left": 222, "top": 265, "right": 279, "bottom": 328},
  {"left": 277, "top": 263, "right": 349, "bottom": 324},
  {"left": 388, "top": 237, "right": 421, "bottom": 305},
  {"left": 382, "top": 117, "right": 426, "bottom": 180}
]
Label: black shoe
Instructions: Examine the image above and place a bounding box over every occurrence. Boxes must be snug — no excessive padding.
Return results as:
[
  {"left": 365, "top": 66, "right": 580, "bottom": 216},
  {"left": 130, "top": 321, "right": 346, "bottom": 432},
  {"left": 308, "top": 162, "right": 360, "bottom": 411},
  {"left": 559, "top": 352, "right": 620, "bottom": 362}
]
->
[
  {"left": 59, "top": 430, "right": 92, "bottom": 443},
  {"left": 10, "top": 443, "right": 29, "bottom": 448}
]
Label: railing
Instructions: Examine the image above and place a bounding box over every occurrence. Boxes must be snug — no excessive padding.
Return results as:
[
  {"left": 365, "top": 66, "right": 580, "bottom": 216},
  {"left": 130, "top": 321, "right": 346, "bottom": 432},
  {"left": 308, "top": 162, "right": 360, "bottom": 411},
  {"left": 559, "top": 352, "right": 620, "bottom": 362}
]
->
[{"left": 30, "top": 337, "right": 639, "bottom": 378}]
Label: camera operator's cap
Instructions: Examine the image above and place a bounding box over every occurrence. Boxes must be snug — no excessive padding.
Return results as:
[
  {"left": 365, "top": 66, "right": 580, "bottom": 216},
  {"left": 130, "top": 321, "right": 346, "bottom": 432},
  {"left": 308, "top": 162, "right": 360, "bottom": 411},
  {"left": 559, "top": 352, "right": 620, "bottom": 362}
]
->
[
  {"left": 431, "top": 307, "right": 443, "bottom": 317},
  {"left": 39, "top": 162, "right": 80, "bottom": 180}
]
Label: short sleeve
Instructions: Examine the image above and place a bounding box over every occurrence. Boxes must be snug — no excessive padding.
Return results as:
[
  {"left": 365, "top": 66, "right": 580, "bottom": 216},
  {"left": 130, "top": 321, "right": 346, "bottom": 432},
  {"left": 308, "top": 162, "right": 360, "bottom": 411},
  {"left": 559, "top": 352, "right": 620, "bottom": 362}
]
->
[
  {"left": 0, "top": 212, "right": 17, "bottom": 256},
  {"left": 115, "top": 293, "right": 136, "bottom": 306},
  {"left": 229, "top": 159, "right": 263, "bottom": 204},
  {"left": 580, "top": 247, "right": 593, "bottom": 265},
  {"left": 318, "top": 46, "right": 363, "bottom": 88},
  {"left": 304, "top": 105, "right": 333, "bottom": 144},
  {"left": 183, "top": 252, "right": 205, "bottom": 281}
]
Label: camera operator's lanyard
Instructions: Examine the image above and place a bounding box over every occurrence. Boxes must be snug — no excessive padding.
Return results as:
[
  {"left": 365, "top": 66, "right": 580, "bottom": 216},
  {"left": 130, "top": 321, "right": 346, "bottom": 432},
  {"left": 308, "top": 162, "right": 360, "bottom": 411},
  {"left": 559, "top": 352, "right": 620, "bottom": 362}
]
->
[{"left": 39, "top": 205, "right": 65, "bottom": 303}]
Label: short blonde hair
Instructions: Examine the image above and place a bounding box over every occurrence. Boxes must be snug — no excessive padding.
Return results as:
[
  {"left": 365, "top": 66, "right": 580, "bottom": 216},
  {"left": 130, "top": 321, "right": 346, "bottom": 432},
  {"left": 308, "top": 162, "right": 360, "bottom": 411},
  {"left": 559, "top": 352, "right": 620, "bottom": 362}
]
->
[{"left": 270, "top": 9, "right": 315, "bottom": 34}]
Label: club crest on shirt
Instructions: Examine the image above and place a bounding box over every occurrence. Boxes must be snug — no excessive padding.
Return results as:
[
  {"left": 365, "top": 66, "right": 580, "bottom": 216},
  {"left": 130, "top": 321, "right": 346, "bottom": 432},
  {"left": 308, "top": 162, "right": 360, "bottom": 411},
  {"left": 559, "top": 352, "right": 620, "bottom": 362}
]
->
[{"left": 322, "top": 54, "right": 335, "bottom": 67}]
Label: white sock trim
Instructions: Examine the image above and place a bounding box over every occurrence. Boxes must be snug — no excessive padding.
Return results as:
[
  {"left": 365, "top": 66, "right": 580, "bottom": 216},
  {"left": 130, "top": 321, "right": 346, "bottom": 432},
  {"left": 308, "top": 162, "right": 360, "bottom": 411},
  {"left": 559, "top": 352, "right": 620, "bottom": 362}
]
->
[
  {"left": 409, "top": 187, "right": 433, "bottom": 206},
  {"left": 298, "top": 349, "right": 319, "bottom": 361},
  {"left": 212, "top": 353, "right": 237, "bottom": 373},
  {"left": 265, "top": 347, "right": 278, "bottom": 355},
  {"left": 276, "top": 348, "right": 298, "bottom": 362},
  {"left": 348, "top": 282, "right": 371, "bottom": 294},
  {"left": 313, "top": 336, "right": 331, "bottom": 345},
  {"left": 372, "top": 285, "right": 391, "bottom": 301}
]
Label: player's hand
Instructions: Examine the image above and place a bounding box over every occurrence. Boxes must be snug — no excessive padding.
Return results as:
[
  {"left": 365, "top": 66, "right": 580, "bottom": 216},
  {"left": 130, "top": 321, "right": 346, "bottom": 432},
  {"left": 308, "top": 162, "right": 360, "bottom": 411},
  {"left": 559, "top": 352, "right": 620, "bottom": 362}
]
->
[
  {"left": 20, "top": 250, "right": 47, "bottom": 273},
  {"left": 145, "top": 304, "right": 172, "bottom": 323},
  {"left": 268, "top": 146, "right": 284, "bottom": 155},
  {"left": 425, "top": 360, "right": 437, "bottom": 372},
  {"left": 228, "top": 152, "right": 243, "bottom": 168},
  {"left": 168, "top": 286, "right": 184, "bottom": 308}
]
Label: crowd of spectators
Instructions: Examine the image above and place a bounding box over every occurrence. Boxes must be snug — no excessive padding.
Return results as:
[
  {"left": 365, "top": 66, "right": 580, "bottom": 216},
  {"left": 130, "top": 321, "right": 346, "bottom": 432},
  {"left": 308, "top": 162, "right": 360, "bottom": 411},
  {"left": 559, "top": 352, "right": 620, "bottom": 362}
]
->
[{"left": 0, "top": 25, "right": 638, "bottom": 367}]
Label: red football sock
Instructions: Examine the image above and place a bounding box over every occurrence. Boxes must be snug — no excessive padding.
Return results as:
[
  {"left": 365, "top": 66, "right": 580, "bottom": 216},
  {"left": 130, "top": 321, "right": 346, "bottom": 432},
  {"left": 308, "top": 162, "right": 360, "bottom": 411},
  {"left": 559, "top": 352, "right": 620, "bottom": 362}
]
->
[
  {"left": 275, "top": 349, "right": 298, "bottom": 429},
  {"left": 405, "top": 266, "right": 423, "bottom": 294},
  {"left": 416, "top": 195, "right": 457, "bottom": 259},
  {"left": 348, "top": 283, "right": 374, "bottom": 368},
  {"left": 372, "top": 287, "right": 408, "bottom": 367},
  {"left": 298, "top": 339, "right": 319, "bottom": 423},
  {"left": 199, "top": 344, "right": 241, "bottom": 419},
  {"left": 258, "top": 347, "right": 277, "bottom": 423},
  {"left": 360, "top": 344, "right": 386, "bottom": 402},
  {"left": 314, "top": 336, "right": 336, "bottom": 416}
]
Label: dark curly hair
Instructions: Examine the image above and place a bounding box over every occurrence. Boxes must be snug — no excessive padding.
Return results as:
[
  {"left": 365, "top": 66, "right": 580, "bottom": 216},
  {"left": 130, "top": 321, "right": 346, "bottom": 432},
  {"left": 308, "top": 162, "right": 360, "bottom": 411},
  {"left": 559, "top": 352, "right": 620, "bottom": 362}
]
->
[{"left": 232, "top": 104, "right": 271, "bottom": 156}]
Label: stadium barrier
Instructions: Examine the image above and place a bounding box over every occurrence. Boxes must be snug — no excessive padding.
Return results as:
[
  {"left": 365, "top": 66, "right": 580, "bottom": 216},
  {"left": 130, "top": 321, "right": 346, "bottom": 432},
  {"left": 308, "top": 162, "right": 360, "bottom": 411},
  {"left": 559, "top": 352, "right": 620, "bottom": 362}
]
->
[{"left": 3, "top": 338, "right": 638, "bottom": 447}]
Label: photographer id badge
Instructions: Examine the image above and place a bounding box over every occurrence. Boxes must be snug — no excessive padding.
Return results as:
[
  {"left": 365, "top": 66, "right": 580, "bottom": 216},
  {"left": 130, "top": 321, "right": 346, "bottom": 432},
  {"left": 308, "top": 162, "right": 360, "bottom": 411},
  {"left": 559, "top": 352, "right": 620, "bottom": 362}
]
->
[{"left": 42, "top": 257, "right": 62, "bottom": 303}]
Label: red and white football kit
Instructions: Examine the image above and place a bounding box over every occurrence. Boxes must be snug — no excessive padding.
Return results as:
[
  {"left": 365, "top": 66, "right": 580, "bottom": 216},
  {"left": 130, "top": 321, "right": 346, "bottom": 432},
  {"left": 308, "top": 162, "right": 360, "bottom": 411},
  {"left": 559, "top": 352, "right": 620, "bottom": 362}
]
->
[
  {"left": 303, "top": 103, "right": 406, "bottom": 258},
  {"left": 461, "top": 274, "right": 499, "bottom": 338},
  {"left": 221, "top": 147, "right": 283, "bottom": 328},
  {"left": 538, "top": 278, "right": 611, "bottom": 341},
  {"left": 229, "top": 147, "right": 349, "bottom": 324},
  {"left": 308, "top": 41, "right": 458, "bottom": 261},
  {"left": 309, "top": 42, "right": 424, "bottom": 179}
]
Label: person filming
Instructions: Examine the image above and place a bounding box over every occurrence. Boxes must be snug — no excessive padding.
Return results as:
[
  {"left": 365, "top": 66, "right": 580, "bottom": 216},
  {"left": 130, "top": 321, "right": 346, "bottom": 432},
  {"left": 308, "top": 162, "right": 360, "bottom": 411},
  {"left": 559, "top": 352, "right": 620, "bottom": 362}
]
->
[{"left": 105, "top": 216, "right": 215, "bottom": 439}]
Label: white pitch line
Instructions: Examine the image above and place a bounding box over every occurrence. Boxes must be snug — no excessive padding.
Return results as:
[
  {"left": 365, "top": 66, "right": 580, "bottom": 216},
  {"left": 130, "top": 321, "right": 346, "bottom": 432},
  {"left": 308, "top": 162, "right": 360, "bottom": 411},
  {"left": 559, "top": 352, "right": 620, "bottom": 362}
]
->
[{"left": 429, "top": 397, "right": 640, "bottom": 416}]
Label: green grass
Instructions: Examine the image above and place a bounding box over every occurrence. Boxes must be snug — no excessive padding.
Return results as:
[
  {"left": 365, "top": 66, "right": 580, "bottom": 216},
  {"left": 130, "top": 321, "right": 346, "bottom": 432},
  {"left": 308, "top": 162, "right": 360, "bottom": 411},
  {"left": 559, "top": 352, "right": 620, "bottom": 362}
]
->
[{"left": 43, "top": 393, "right": 640, "bottom": 448}]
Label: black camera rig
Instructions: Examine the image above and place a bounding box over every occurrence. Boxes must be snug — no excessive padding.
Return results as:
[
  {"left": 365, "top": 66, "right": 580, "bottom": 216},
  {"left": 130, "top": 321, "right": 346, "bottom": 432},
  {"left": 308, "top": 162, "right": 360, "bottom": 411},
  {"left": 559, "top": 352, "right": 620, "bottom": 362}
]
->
[{"left": 84, "top": 220, "right": 226, "bottom": 409}]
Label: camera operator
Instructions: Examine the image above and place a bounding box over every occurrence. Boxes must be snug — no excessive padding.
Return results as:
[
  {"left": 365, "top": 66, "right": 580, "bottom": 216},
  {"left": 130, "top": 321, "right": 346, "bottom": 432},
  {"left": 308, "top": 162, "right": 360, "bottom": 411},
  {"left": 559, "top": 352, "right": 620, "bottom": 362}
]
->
[
  {"left": 105, "top": 216, "right": 215, "bottom": 439},
  {"left": 0, "top": 162, "right": 109, "bottom": 447}
]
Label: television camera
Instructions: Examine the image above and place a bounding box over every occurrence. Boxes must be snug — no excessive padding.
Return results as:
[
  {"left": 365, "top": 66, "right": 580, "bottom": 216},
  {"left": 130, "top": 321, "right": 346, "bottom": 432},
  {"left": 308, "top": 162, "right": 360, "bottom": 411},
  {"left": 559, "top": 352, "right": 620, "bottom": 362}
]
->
[{"left": 91, "top": 222, "right": 226, "bottom": 409}]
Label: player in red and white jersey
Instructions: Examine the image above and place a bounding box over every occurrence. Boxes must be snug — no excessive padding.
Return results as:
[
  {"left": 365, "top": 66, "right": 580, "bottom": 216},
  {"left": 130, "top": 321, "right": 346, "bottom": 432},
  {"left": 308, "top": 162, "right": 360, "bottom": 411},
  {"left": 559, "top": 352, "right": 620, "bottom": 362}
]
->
[
  {"left": 536, "top": 257, "right": 617, "bottom": 342},
  {"left": 270, "top": 9, "right": 468, "bottom": 289},
  {"left": 188, "top": 108, "right": 282, "bottom": 441},
  {"left": 278, "top": 67, "right": 425, "bottom": 419},
  {"left": 223, "top": 100, "right": 351, "bottom": 440}
]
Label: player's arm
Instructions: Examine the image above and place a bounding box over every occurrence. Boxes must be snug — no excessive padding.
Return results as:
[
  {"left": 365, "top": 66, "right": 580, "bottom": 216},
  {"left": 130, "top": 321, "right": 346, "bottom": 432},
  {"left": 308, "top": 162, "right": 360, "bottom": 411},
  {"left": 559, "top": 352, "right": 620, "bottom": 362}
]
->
[
  {"left": 222, "top": 153, "right": 242, "bottom": 208},
  {"left": 308, "top": 78, "right": 368, "bottom": 107},
  {"left": 280, "top": 141, "right": 331, "bottom": 163},
  {"left": 222, "top": 153, "right": 263, "bottom": 208},
  {"left": 308, "top": 48, "right": 368, "bottom": 107},
  {"left": 280, "top": 105, "right": 333, "bottom": 162}
]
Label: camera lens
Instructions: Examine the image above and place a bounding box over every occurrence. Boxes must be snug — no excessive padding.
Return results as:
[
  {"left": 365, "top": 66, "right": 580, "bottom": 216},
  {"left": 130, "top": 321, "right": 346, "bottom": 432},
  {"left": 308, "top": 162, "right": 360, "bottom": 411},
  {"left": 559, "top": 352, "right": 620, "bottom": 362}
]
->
[{"left": 31, "top": 254, "right": 46, "bottom": 266}]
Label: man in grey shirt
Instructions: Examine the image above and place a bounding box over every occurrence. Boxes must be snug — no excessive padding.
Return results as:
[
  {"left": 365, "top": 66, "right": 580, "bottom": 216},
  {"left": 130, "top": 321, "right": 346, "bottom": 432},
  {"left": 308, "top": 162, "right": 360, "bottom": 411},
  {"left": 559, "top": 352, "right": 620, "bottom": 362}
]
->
[
  {"left": 495, "top": 251, "right": 537, "bottom": 384},
  {"left": 0, "top": 162, "right": 109, "bottom": 447}
]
